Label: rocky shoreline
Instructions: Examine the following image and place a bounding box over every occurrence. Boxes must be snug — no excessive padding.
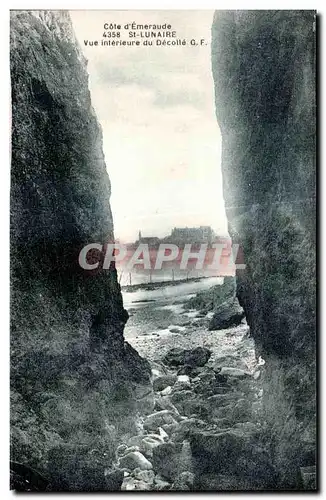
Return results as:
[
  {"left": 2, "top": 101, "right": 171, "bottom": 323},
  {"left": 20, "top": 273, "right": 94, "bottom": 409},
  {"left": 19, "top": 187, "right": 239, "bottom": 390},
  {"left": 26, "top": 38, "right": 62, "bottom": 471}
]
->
[
  {"left": 112, "top": 337, "right": 268, "bottom": 491},
  {"left": 106, "top": 290, "right": 273, "bottom": 492},
  {"left": 111, "top": 289, "right": 315, "bottom": 491}
]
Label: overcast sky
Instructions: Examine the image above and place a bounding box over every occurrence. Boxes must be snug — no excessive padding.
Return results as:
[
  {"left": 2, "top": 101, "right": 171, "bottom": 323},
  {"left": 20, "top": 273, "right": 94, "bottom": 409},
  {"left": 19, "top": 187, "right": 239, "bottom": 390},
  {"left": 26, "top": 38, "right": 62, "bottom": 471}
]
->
[{"left": 70, "top": 10, "right": 227, "bottom": 242}]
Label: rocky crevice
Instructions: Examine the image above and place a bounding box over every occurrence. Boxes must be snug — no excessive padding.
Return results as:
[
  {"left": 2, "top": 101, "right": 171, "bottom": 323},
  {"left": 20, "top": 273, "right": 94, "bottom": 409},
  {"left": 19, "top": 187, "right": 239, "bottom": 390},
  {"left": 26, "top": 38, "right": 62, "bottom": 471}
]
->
[
  {"left": 113, "top": 337, "right": 270, "bottom": 491},
  {"left": 10, "top": 9, "right": 316, "bottom": 491}
]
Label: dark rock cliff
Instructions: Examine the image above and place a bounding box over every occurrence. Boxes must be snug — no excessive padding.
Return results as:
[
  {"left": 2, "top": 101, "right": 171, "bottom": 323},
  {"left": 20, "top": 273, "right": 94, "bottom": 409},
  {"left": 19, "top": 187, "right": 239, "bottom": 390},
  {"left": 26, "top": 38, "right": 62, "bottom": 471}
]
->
[
  {"left": 212, "top": 11, "right": 316, "bottom": 488},
  {"left": 10, "top": 10, "right": 152, "bottom": 490}
]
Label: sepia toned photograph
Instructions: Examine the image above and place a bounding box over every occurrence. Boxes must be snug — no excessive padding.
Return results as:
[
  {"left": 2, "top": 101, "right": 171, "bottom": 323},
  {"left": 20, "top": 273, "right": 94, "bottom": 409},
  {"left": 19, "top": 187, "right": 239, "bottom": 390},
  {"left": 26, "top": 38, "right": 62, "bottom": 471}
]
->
[{"left": 10, "top": 9, "right": 316, "bottom": 491}]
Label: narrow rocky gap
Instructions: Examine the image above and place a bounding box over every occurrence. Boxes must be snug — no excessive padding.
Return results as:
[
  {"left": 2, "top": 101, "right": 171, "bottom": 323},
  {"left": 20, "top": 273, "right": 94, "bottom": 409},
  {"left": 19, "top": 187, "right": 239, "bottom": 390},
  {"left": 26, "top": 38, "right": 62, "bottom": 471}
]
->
[{"left": 10, "top": 10, "right": 316, "bottom": 492}]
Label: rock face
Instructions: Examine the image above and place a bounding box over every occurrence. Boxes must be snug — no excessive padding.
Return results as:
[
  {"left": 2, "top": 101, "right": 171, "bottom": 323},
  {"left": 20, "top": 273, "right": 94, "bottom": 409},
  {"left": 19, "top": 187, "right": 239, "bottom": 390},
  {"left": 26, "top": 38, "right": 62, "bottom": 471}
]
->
[
  {"left": 10, "top": 11, "right": 151, "bottom": 490},
  {"left": 212, "top": 11, "right": 316, "bottom": 488}
]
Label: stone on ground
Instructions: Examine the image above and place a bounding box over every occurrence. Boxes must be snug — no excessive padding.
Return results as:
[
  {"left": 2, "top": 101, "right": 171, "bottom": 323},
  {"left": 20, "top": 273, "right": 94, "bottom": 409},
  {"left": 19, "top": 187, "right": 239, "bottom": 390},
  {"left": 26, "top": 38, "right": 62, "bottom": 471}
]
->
[{"left": 208, "top": 298, "right": 245, "bottom": 331}]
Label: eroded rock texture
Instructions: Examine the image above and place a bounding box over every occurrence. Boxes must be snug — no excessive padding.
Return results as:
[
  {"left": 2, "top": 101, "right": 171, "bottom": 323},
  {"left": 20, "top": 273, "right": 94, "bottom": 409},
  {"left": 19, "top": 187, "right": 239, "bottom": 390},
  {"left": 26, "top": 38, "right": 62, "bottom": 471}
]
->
[
  {"left": 212, "top": 11, "right": 316, "bottom": 488},
  {"left": 10, "top": 11, "right": 151, "bottom": 490}
]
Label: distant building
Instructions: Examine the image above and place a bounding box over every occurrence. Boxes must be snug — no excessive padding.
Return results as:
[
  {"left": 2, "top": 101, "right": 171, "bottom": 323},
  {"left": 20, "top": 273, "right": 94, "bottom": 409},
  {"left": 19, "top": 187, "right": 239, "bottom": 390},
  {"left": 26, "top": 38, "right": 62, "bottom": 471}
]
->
[
  {"left": 136, "top": 230, "right": 160, "bottom": 247},
  {"left": 134, "top": 225, "right": 217, "bottom": 247},
  {"left": 168, "top": 226, "right": 215, "bottom": 245}
]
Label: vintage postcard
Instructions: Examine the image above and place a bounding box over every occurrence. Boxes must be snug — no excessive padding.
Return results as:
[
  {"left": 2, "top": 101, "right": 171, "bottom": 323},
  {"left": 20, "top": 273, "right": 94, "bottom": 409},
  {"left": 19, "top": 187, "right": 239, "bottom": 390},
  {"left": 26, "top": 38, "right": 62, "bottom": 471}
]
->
[{"left": 10, "top": 10, "right": 316, "bottom": 491}]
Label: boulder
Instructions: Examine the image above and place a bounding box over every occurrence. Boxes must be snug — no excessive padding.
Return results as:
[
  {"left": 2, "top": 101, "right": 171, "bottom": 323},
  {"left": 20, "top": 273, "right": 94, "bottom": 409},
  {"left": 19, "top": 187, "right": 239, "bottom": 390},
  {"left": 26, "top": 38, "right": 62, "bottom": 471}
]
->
[
  {"left": 163, "top": 348, "right": 185, "bottom": 366},
  {"left": 184, "top": 347, "right": 212, "bottom": 367},
  {"left": 208, "top": 298, "right": 245, "bottom": 331},
  {"left": 118, "top": 451, "right": 153, "bottom": 471},
  {"left": 194, "top": 367, "right": 216, "bottom": 381}
]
